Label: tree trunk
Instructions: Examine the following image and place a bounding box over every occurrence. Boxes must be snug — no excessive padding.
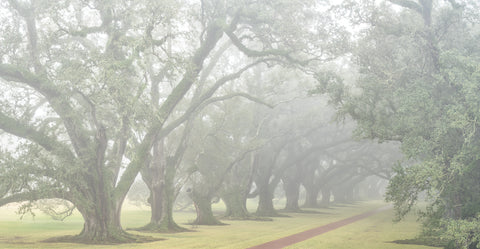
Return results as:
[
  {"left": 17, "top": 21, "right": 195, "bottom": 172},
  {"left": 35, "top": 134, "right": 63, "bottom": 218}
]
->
[
  {"left": 320, "top": 188, "right": 331, "bottom": 207},
  {"left": 333, "top": 188, "right": 347, "bottom": 203},
  {"left": 346, "top": 187, "right": 355, "bottom": 202},
  {"left": 138, "top": 184, "right": 186, "bottom": 232},
  {"left": 64, "top": 192, "right": 147, "bottom": 244},
  {"left": 191, "top": 191, "right": 224, "bottom": 225},
  {"left": 136, "top": 139, "right": 186, "bottom": 232},
  {"left": 63, "top": 155, "right": 147, "bottom": 244},
  {"left": 156, "top": 163, "right": 186, "bottom": 231},
  {"left": 255, "top": 177, "right": 282, "bottom": 217},
  {"left": 77, "top": 207, "right": 128, "bottom": 243},
  {"left": 256, "top": 187, "right": 275, "bottom": 216},
  {"left": 301, "top": 164, "right": 320, "bottom": 208},
  {"left": 303, "top": 185, "right": 319, "bottom": 208},
  {"left": 149, "top": 180, "right": 164, "bottom": 225},
  {"left": 283, "top": 179, "right": 301, "bottom": 212},
  {"left": 222, "top": 186, "right": 250, "bottom": 219}
]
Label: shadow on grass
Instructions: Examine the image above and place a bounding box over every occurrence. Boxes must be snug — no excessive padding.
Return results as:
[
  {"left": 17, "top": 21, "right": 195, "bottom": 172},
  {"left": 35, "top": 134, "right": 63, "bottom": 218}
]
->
[
  {"left": 42, "top": 233, "right": 163, "bottom": 245},
  {"left": 280, "top": 209, "right": 332, "bottom": 215},
  {"left": 0, "top": 236, "right": 35, "bottom": 245},
  {"left": 220, "top": 216, "right": 274, "bottom": 221},
  {"left": 390, "top": 237, "right": 446, "bottom": 248}
]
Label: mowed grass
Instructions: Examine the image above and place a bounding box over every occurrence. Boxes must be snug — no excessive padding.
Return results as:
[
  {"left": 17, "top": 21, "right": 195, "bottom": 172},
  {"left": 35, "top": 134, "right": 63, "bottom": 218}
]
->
[
  {"left": 0, "top": 200, "right": 439, "bottom": 249},
  {"left": 286, "top": 206, "right": 440, "bottom": 249}
]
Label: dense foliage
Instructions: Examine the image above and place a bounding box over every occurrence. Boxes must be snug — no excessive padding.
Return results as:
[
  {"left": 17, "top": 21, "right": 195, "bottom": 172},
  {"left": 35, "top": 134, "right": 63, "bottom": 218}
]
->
[
  {"left": 0, "top": 0, "right": 371, "bottom": 244},
  {"left": 339, "top": 0, "right": 480, "bottom": 247},
  {"left": 3, "top": 0, "right": 479, "bottom": 247}
]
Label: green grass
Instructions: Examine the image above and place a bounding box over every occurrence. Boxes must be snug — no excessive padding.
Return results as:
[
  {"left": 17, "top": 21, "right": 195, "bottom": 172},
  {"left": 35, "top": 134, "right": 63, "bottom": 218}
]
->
[
  {"left": 0, "top": 201, "right": 440, "bottom": 249},
  {"left": 286, "top": 206, "right": 440, "bottom": 249}
]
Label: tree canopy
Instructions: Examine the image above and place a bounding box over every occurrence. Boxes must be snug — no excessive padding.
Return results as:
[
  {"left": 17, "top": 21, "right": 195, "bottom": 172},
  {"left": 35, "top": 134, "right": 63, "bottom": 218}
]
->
[
  {"left": 338, "top": 0, "right": 480, "bottom": 247},
  {"left": 0, "top": 0, "right": 354, "bottom": 244},
  {"left": 1, "top": 0, "right": 478, "bottom": 247}
]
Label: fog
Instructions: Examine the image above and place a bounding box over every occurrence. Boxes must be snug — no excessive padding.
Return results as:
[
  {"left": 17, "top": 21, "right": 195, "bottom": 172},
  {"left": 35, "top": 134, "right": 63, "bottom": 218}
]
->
[{"left": 0, "top": 0, "right": 479, "bottom": 247}]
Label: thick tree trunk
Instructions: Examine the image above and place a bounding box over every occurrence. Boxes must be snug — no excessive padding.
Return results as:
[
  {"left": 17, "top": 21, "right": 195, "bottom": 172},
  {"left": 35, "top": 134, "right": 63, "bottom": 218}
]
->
[
  {"left": 283, "top": 179, "right": 301, "bottom": 212},
  {"left": 332, "top": 188, "right": 347, "bottom": 203},
  {"left": 222, "top": 187, "right": 250, "bottom": 219},
  {"left": 320, "top": 188, "right": 331, "bottom": 207},
  {"left": 137, "top": 140, "right": 186, "bottom": 232},
  {"left": 154, "top": 163, "right": 186, "bottom": 231},
  {"left": 303, "top": 185, "right": 320, "bottom": 208},
  {"left": 77, "top": 208, "right": 127, "bottom": 243},
  {"left": 61, "top": 155, "right": 148, "bottom": 244},
  {"left": 191, "top": 191, "right": 224, "bottom": 225},
  {"left": 149, "top": 181, "right": 164, "bottom": 225},
  {"left": 256, "top": 188, "right": 275, "bottom": 216},
  {"left": 137, "top": 185, "right": 185, "bottom": 232},
  {"left": 255, "top": 177, "right": 282, "bottom": 217},
  {"left": 64, "top": 195, "right": 147, "bottom": 244},
  {"left": 345, "top": 187, "right": 355, "bottom": 202}
]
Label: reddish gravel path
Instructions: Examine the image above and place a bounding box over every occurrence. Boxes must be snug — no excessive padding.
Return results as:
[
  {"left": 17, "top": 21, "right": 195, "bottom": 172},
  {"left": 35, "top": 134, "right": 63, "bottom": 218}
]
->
[{"left": 247, "top": 205, "right": 392, "bottom": 249}]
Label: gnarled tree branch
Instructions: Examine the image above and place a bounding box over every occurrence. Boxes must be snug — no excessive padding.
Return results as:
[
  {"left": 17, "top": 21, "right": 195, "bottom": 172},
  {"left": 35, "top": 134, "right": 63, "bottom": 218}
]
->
[
  {"left": 0, "top": 111, "right": 74, "bottom": 160},
  {"left": 0, "top": 64, "right": 92, "bottom": 158}
]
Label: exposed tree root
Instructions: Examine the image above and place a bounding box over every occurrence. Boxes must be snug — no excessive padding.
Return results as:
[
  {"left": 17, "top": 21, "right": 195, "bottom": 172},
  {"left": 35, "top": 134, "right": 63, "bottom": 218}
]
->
[{"left": 129, "top": 222, "right": 190, "bottom": 233}]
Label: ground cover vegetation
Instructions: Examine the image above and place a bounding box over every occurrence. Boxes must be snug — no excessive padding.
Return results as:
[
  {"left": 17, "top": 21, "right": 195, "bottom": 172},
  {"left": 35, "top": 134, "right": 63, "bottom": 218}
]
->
[{"left": 0, "top": 0, "right": 479, "bottom": 248}]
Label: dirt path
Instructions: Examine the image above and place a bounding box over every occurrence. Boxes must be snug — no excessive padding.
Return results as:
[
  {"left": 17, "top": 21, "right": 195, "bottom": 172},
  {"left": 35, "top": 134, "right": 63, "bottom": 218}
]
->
[{"left": 247, "top": 205, "right": 392, "bottom": 249}]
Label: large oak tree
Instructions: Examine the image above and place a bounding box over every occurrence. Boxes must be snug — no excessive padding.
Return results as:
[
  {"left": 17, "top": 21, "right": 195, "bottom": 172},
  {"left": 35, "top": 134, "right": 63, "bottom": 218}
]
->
[
  {"left": 338, "top": 0, "right": 480, "bottom": 247},
  {"left": 0, "top": 0, "right": 351, "bottom": 243}
]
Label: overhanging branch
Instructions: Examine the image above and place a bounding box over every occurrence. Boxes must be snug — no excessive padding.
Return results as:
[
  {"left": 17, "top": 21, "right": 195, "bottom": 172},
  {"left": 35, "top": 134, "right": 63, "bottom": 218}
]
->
[
  {"left": 0, "top": 190, "right": 69, "bottom": 207},
  {"left": 158, "top": 59, "right": 270, "bottom": 139},
  {"left": 225, "top": 30, "right": 308, "bottom": 66},
  {"left": 0, "top": 111, "right": 75, "bottom": 160},
  {"left": 204, "top": 93, "right": 274, "bottom": 108},
  {"left": 0, "top": 64, "right": 93, "bottom": 158}
]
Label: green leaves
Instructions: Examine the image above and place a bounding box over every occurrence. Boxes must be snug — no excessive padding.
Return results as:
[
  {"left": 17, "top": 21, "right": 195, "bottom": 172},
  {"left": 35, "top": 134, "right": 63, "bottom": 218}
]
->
[
  {"left": 311, "top": 71, "right": 346, "bottom": 105},
  {"left": 443, "top": 215, "right": 480, "bottom": 249},
  {"left": 342, "top": 1, "right": 480, "bottom": 247}
]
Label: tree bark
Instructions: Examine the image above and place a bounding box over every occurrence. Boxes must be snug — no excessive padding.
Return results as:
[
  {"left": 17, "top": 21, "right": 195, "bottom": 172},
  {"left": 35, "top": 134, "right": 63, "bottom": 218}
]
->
[
  {"left": 256, "top": 186, "right": 276, "bottom": 216},
  {"left": 155, "top": 162, "right": 186, "bottom": 231},
  {"left": 303, "top": 185, "right": 320, "bottom": 208},
  {"left": 76, "top": 206, "right": 128, "bottom": 243},
  {"left": 332, "top": 188, "right": 348, "bottom": 203},
  {"left": 191, "top": 190, "right": 224, "bottom": 225},
  {"left": 283, "top": 178, "right": 301, "bottom": 212},
  {"left": 255, "top": 176, "right": 282, "bottom": 217},
  {"left": 222, "top": 186, "right": 250, "bottom": 219},
  {"left": 320, "top": 188, "right": 331, "bottom": 207},
  {"left": 68, "top": 154, "right": 145, "bottom": 243},
  {"left": 138, "top": 146, "right": 186, "bottom": 232},
  {"left": 59, "top": 187, "right": 149, "bottom": 244}
]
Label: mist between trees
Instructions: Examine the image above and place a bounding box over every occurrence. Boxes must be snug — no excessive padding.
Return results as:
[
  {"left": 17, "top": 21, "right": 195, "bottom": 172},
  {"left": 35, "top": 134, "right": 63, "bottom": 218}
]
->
[{"left": 0, "top": 0, "right": 479, "bottom": 248}]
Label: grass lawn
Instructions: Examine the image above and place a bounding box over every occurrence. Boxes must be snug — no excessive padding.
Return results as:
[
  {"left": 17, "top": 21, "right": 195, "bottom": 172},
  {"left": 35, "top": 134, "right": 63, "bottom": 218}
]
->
[
  {"left": 0, "top": 200, "right": 439, "bottom": 249},
  {"left": 285, "top": 206, "right": 439, "bottom": 249}
]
